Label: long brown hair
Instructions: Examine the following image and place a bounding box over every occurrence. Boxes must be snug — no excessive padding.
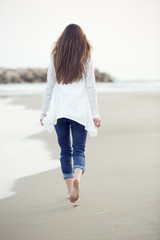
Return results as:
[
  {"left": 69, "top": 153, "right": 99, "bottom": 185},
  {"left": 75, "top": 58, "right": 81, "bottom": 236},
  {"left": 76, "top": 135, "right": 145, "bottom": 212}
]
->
[{"left": 50, "top": 24, "right": 92, "bottom": 84}]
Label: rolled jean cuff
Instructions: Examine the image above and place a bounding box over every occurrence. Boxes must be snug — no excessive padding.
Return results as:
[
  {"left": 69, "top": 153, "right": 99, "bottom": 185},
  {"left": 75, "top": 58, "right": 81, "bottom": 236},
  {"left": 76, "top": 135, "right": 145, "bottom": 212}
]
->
[
  {"left": 72, "top": 165, "right": 85, "bottom": 175},
  {"left": 63, "top": 173, "right": 74, "bottom": 179}
]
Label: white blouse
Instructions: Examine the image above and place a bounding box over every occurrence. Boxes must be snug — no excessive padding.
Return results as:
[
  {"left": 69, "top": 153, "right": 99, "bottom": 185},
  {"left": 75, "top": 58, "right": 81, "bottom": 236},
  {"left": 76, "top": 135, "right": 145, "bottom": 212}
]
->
[{"left": 40, "top": 56, "right": 100, "bottom": 137}]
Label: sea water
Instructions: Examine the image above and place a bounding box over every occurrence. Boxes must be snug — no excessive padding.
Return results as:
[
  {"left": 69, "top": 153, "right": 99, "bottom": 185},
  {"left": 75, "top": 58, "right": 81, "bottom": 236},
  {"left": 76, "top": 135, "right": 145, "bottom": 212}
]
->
[
  {"left": 0, "top": 97, "right": 60, "bottom": 200},
  {"left": 0, "top": 80, "right": 160, "bottom": 97}
]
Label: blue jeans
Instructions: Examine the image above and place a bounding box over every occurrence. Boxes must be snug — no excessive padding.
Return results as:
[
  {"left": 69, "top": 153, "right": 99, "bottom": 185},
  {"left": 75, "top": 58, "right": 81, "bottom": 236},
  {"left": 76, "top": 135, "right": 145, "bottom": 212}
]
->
[{"left": 54, "top": 118, "right": 88, "bottom": 179}]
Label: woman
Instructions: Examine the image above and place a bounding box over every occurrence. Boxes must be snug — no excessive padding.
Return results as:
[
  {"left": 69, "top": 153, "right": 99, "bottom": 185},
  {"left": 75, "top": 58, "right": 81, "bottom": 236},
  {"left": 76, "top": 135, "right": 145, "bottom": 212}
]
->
[{"left": 40, "top": 23, "right": 101, "bottom": 203}]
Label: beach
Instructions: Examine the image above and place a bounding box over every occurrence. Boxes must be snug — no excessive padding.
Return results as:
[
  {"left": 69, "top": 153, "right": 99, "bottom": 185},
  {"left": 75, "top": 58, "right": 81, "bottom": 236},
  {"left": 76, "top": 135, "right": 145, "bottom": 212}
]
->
[{"left": 0, "top": 91, "right": 160, "bottom": 240}]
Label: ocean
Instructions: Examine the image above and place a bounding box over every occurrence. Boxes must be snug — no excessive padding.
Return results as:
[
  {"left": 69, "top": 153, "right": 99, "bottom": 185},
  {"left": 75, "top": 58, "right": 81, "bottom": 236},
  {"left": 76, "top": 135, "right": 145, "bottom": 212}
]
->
[
  {"left": 0, "top": 97, "right": 60, "bottom": 200},
  {"left": 0, "top": 80, "right": 160, "bottom": 97}
]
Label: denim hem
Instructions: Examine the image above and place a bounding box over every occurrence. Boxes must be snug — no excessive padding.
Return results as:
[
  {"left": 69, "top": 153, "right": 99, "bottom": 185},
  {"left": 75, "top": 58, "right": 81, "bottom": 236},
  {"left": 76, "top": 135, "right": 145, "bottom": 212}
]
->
[
  {"left": 63, "top": 173, "right": 74, "bottom": 179},
  {"left": 72, "top": 165, "right": 85, "bottom": 175}
]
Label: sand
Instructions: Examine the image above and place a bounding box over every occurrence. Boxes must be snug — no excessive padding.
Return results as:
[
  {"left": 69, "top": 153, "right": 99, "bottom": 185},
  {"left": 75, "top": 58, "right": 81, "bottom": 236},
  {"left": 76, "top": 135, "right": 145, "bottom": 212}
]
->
[{"left": 0, "top": 92, "right": 160, "bottom": 240}]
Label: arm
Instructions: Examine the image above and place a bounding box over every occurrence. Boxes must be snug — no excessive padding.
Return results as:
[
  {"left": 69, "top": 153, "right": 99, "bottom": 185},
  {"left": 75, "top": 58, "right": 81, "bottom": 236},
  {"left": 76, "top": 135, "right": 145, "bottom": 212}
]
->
[
  {"left": 40, "top": 57, "right": 56, "bottom": 119},
  {"left": 85, "top": 57, "right": 100, "bottom": 119}
]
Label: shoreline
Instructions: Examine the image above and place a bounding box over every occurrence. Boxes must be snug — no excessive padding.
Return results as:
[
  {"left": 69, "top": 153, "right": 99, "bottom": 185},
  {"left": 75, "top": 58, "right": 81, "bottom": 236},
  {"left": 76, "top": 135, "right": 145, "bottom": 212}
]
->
[
  {"left": 0, "top": 97, "right": 60, "bottom": 200},
  {"left": 0, "top": 81, "right": 160, "bottom": 98}
]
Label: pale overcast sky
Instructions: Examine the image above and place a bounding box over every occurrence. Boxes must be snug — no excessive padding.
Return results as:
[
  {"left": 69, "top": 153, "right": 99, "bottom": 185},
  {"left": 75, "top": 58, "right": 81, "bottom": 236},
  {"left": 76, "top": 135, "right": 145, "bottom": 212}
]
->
[{"left": 0, "top": 0, "right": 159, "bottom": 80}]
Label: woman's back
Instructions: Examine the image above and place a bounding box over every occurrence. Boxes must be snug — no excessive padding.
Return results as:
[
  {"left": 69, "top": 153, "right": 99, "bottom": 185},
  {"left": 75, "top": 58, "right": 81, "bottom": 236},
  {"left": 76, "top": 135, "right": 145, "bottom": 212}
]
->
[{"left": 41, "top": 56, "right": 99, "bottom": 137}]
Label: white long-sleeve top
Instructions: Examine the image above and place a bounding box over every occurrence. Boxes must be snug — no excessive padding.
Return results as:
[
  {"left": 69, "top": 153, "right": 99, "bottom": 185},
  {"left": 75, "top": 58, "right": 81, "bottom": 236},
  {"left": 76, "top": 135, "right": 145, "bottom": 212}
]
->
[{"left": 40, "top": 56, "right": 100, "bottom": 137}]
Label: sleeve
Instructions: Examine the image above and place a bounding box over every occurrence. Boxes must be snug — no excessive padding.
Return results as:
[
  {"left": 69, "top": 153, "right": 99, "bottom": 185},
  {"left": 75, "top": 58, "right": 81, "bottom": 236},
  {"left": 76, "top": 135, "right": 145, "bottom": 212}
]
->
[
  {"left": 40, "top": 57, "right": 56, "bottom": 119},
  {"left": 85, "top": 57, "right": 100, "bottom": 119}
]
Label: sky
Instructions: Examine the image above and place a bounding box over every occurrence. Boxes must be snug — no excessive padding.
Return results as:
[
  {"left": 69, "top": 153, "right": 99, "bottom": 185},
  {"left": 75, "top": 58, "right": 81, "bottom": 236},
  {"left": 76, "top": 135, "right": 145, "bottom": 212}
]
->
[{"left": 0, "top": 0, "right": 160, "bottom": 80}]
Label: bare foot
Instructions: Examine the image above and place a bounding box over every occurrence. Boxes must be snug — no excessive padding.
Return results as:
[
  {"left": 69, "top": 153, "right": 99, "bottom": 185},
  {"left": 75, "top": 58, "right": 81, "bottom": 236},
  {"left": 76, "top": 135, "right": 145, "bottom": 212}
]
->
[
  {"left": 67, "top": 193, "right": 70, "bottom": 199},
  {"left": 69, "top": 179, "right": 80, "bottom": 203}
]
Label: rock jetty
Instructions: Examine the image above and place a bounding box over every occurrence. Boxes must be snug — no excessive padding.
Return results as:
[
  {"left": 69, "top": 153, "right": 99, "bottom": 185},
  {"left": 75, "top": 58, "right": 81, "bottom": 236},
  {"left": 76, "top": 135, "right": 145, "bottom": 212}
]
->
[{"left": 0, "top": 68, "right": 113, "bottom": 84}]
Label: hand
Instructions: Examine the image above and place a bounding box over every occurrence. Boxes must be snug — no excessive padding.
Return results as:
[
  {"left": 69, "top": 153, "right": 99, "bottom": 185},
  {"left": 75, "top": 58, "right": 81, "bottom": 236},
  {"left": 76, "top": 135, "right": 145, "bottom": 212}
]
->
[
  {"left": 40, "top": 119, "right": 44, "bottom": 126},
  {"left": 93, "top": 118, "right": 101, "bottom": 128}
]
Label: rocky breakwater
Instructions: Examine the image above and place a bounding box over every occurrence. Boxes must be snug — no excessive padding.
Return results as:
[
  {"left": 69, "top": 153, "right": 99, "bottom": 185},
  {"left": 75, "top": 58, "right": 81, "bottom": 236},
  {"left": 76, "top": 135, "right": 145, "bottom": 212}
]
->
[{"left": 0, "top": 68, "right": 113, "bottom": 84}]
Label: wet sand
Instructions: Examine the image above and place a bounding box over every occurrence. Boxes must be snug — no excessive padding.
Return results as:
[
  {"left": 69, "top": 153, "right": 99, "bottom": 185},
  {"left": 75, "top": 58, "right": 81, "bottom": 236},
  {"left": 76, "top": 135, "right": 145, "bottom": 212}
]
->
[{"left": 0, "top": 92, "right": 160, "bottom": 240}]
